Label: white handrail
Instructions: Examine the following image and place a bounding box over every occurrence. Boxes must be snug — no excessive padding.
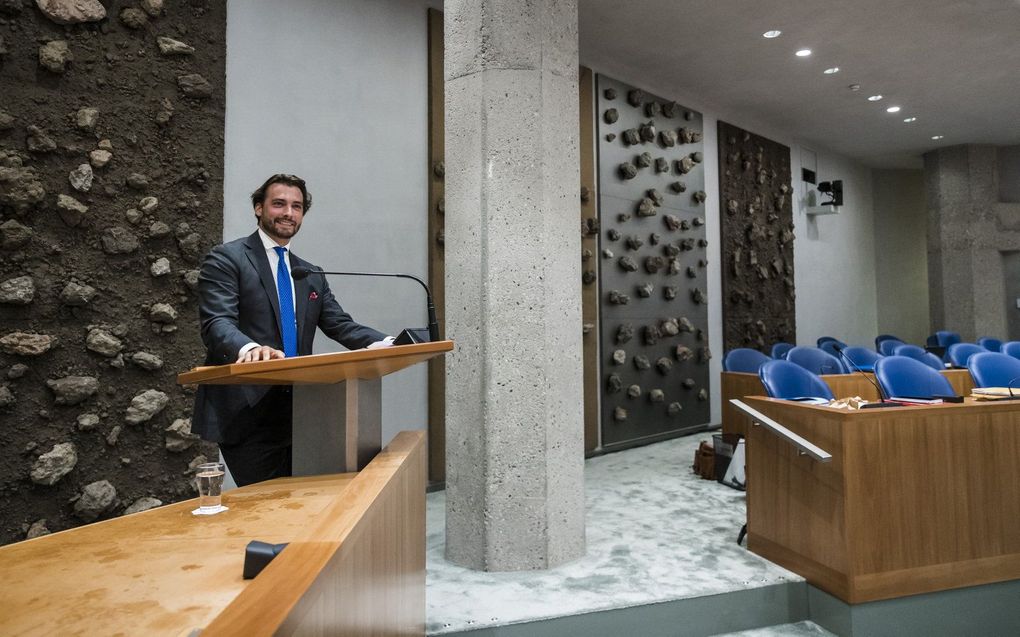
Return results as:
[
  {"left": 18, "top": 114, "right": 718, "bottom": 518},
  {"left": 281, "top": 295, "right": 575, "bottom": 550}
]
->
[{"left": 730, "top": 399, "right": 832, "bottom": 462}]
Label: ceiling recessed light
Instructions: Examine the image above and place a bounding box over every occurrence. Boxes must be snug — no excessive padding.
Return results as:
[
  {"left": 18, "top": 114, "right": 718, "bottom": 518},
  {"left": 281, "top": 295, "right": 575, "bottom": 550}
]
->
[
  {"left": 795, "top": 49, "right": 812, "bottom": 57},
  {"left": 868, "top": 95, "right": 883, "bottom": 101},
  {"left": 903, "top": 117, "right": 917, "bottom": 122},
  {"left": 931, "top": 135, "right": 944, "bottom": 140},
  {"left": 823, "top": 67, "right": 840, "bottom": 74},
  {"left": 848, "top": 84, "right": 861, "bottom": 91},
  {"left": 886, "top": 106, "right": 901, "bottom": 113},
  {"left": 762, "top": 30, "right": 782, "bottom": 38}
]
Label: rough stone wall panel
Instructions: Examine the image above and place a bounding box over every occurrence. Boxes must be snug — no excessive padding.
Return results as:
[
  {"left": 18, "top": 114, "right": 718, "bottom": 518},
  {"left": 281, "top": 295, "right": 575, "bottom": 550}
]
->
[
  {"left": 596, "top": 75, "right": 711, "bottom": 449},
  {"left": 717, "top": 121, "right": 795, "bottom": 354},
  {"left": 0, "top": 1, "right": 225, "bottom": 544}
]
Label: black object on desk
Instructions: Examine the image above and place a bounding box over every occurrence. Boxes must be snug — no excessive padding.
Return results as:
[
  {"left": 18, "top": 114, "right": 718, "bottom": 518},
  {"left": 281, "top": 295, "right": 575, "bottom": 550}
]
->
[{"left": 243, "top": 540, "right": 289, "bottom": 579}]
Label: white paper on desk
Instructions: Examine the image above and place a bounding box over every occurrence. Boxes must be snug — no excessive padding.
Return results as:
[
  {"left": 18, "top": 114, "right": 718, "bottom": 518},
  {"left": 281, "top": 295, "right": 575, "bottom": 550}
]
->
[
  {"left": 787, "top": 397, "right": 830, "bottom": 405},
  {"left": 890, "top": 396, "right": 943, "bottom": 405}
]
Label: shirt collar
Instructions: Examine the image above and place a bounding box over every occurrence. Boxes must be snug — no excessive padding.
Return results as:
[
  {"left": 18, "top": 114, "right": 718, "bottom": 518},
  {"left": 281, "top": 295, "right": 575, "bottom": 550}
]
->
[{"left": 257, "top": 227, "right": 291, "bottom": 252}]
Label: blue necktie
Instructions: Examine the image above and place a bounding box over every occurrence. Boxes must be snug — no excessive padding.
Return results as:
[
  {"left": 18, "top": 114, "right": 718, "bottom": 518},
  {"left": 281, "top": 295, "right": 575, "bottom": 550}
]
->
[{"left": 273, "top": 246, "right": 298, "bottom": 357}]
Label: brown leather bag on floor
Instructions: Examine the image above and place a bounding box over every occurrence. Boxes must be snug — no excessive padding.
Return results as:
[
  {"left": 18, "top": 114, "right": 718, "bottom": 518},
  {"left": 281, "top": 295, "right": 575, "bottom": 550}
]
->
[{"left": 692, "top": 440, "right": 715, "bottom": 480}]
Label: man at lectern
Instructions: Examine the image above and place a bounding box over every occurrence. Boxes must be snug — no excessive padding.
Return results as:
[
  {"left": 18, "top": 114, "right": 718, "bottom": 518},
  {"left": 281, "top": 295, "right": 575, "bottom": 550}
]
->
[{"left": 191, "top": 174, "right": 393, "bottom": 486}]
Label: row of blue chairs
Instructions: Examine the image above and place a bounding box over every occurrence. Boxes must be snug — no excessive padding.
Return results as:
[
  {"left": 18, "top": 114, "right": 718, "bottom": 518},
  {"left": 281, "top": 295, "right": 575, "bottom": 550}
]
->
[
  {"left": 831, "top": 331, "right": 1004, "bottom": 355},
  {"left": 733, "top": 336, "right": 1020, "bottom": 376},
  {"left": 726, "top": 345, "right": 900, "bottom": 375},
  {"left": 758, "top": 353, "right": 1020, "bottom": 401}
]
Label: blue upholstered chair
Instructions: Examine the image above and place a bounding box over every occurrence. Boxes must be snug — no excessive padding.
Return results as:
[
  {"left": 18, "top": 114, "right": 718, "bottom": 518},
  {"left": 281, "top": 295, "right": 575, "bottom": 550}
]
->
[
  {"left": 819, "top": 340, "right": 843, "bottom": 360},
  {"left": 892, "top": 344, "right": 928, "bottom": 360},
  {"left": 841, "top": 346, "right": 882, "bottom": 372},
  {"left": 878, "top": 339, "right": 905, "bottom": 357},
  {"left": 759, "top": 360, "right": 835, "bottom": 400},
  {"left": 816, "top": 336, "right": 846, "bottom": 349},
  {"left": 723, "top": 348, "right": 771, "bottom": 373},
  {"left": 917, "top": 352, "right": 947, "bottom": 371},
  {"left": 874, "top": 356, "right": 955, "bottom": 399},
  {"left": 874, "top": 334, "right": 901, "bottom": 351},
  {"left": 786, "top": 346, "right": 846, "bottom": 376},
  {"left": 770, "top": 342, "right": 795, "bottom": 360},
  {"left": 977, "top": 337, "right": 1002, "bottom": 352},
  {"left": 1002, "top": 341, "right": 1020, "bottom": 360},
  {"left": 946, "top": 343, "right": 987, "bottom": 368},
  {"left": 967, "top": 352, "right": 1020, "bottom": 389},
  {"left": 927, "top": 330, "right": 961, "bottom": 348}
]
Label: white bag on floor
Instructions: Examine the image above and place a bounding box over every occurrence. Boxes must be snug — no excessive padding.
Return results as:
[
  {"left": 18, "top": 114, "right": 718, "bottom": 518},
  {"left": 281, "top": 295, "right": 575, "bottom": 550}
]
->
[{"left": 721, "top": 439, "right": 745, "bottom": 490}]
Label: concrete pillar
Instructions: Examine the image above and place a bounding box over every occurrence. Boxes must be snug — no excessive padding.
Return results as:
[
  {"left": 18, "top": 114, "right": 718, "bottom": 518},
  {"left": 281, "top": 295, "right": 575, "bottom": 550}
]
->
[
  {"left": 443, "top": 0, "right": 585, "bottom": 571},
  {"left": 925, "top": 145, "right": 1020, "bottom": 340}
]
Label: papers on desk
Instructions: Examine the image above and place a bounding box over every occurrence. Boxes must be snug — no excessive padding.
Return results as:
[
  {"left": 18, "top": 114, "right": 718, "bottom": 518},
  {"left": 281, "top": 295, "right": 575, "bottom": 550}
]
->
[
  {"left": 889, "top": 396, "right": 943, "bottom": 405},
  {"left": 971, "top": 387, "right": 1019, "bottom": 400},
  {"left": 972, "top": 387, "right": 1016, "bottom": 396},
  {"left": 786, "top": 396, "right": 831, "bottom": 405}
]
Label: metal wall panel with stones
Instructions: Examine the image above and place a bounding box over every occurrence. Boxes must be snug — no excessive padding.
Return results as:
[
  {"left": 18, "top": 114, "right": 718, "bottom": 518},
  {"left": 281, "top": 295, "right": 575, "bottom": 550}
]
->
[
  {"left": 717, "top": 122, "right": 796, "bottom": 354},
  {"left": 0, "top": 1, "right": 225, "bottom": 544},
  {"left": 596, "top": 75, "right": 711, "bottom": 450}
]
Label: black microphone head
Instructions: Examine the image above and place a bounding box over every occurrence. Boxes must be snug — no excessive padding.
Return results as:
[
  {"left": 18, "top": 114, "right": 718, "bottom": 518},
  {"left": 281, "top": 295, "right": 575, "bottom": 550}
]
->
[{"left": 290, "top": 265, "right": 312, "bottom": 280}]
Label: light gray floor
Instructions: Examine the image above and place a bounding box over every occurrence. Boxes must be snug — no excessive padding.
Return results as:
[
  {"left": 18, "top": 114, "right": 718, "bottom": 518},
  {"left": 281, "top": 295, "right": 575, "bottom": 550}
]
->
[{"left": 426, "top": 434, "right": 803, "bottom": 635}]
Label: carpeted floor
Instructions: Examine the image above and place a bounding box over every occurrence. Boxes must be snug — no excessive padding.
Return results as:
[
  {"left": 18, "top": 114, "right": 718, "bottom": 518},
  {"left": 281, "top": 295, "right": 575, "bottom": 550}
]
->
[{"left": 426, "top": 433, "right": 803, "bottom": 635}]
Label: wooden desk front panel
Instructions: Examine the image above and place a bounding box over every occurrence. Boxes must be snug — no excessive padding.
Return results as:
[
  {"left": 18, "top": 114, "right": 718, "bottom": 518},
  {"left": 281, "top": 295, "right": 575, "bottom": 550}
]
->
[
  {"left": 745, "top": 402, "right": 852, "bottom": 597},
  {"left": 744, "top": 398, "right": 1020, "bottom": 603},
  {"left": 842, "top": 403, "right": 1020, "bottom": 601}
]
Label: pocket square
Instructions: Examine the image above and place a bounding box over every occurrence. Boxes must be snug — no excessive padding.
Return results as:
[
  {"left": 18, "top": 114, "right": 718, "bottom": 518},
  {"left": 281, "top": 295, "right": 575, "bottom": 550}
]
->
[{"left": 308, "top": 291, "right": 319, "bottom": 301}]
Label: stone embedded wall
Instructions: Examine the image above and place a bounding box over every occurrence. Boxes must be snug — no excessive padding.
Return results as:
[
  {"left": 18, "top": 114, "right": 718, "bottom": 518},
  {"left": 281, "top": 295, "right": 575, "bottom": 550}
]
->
[
  {"left": 717, "top": 122, "right": 795, "bottom": 353},
  {"left": 596, "top": 75, "right": 712, "bottom": 449},
  {"left": 0, "top": 0, "right": 224, "bottom": 544}
]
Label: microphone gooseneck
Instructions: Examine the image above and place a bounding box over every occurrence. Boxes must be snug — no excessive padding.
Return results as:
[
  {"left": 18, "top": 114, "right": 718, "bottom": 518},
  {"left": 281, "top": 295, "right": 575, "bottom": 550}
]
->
[
  {"left": 832, "top": 344, "right": 900, "bottom": 408},
  {"left": 291, "top": 266, "right": 440, "bottom": 342}
]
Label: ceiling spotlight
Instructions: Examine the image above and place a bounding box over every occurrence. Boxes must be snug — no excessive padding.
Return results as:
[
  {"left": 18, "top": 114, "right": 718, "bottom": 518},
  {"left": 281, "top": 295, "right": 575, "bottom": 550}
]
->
[
  {"left": 848, "top": 84, "right": 861, "bottom": 91},
  {"left": 903, "top": 117, "right": 917, "bottom": 122},
  {"left": 931, "top": 135, "right": 944, "bottom": 140},
  {"left": 763, "top": 30, "right": 782, "bottom": 38},
  {"left": 886, "top": 106, "right": 901, "bottom": 113},
  {"left": 823, "top": 67, "right": 840, "bottom": 74},
  {"left": 796, "top": 49, "right": 812, "bottom": 57},
  {"left": 868, "top": 95, "right": 883, "bottom": 101}
]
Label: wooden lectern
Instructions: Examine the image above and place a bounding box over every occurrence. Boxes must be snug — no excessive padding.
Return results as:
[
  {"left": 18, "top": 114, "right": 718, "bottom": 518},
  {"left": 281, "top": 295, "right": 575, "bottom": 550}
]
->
[{"left": 178, "top": 341, "right": 453, "bottom": 474}]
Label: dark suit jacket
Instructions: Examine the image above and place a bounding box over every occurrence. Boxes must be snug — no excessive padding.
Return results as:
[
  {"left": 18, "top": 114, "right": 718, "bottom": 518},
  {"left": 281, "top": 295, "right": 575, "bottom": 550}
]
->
[{"left": 192, "top": 231, "right": 386, "bottom": 444}]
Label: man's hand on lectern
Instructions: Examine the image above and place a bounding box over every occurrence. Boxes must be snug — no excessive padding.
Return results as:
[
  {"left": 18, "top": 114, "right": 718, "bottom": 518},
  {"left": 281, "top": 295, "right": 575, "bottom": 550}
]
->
[
  {"left": 366, "top": 336, "right": 396, "bottom": 350},
  {"left": 237, "top": 345, "right": 286, "bottom": 363}
]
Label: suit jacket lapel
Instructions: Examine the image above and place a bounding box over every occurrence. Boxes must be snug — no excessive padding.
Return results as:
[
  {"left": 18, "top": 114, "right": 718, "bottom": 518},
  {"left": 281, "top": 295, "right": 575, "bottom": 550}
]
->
[{"left": 244, "top": 232, "right": 282, "bottom": 339}]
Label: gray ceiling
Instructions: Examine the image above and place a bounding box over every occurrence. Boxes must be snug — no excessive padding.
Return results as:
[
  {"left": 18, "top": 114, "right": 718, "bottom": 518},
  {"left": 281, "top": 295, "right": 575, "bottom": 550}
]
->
[{"left": 579, "top": 0, "right": 1020, "bottom": 168}]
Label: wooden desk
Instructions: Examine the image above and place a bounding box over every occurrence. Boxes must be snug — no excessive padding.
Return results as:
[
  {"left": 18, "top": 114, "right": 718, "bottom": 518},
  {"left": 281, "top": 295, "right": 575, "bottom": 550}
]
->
[
  {"left": 0, "top": 431, "right": 426, "bottom": 636},
  {"left": 742, "top": 397, "right": 1020, "bottom": 604},
  {"left": 721, "top": 369, "right": 974, "bottom": 435}
]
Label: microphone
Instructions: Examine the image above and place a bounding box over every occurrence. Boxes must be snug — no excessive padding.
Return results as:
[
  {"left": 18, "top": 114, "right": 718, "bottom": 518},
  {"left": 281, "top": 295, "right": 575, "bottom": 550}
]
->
[
  {"left": 832, "top": 344, "right": 903, "bottom": 409},
  {"left": 291, "top": 266, "right": 440, "bottom": 343}
]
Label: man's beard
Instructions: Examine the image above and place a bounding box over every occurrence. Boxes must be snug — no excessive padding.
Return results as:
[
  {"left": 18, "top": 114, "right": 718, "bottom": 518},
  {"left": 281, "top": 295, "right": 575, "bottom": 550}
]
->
[{"left": 261, "top": 217, "right": 299, "bottom": 239}]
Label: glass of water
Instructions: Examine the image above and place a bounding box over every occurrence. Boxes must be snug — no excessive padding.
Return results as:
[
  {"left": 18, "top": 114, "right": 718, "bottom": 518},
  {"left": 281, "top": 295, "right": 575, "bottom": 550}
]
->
[{"left": 196, "top": 462, "right": 225, "bottom": 512}]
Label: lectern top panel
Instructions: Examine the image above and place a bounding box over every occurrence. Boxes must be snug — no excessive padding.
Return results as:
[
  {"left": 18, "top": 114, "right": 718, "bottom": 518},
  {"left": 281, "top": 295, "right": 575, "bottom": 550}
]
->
[{"left": 177, "top": 340, "right": 453, "bottom": 386}]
